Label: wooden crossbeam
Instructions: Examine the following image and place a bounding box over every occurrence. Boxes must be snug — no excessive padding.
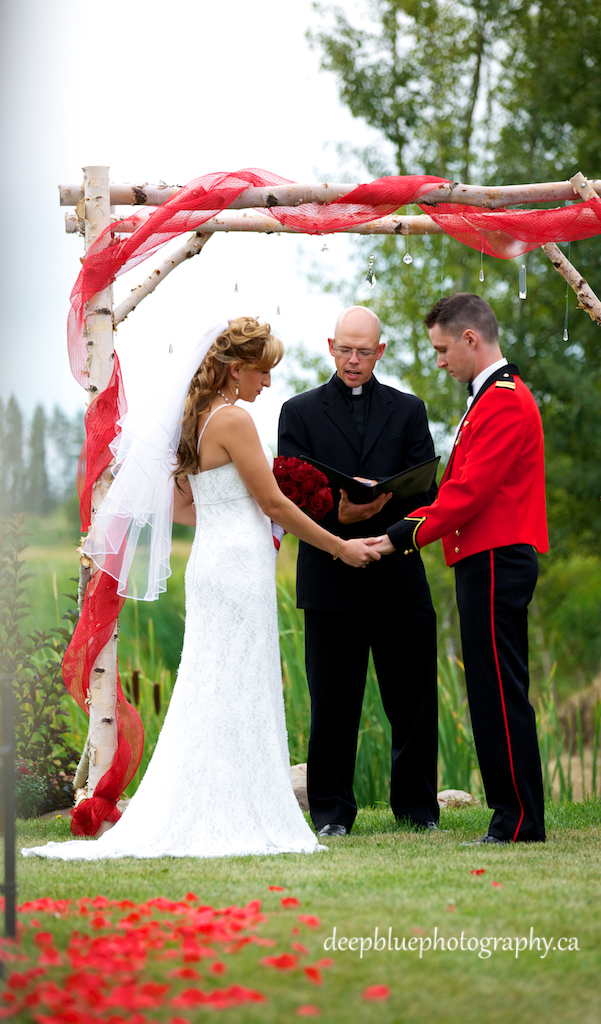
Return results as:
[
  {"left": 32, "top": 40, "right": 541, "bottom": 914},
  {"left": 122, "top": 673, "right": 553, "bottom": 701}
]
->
[{"left": 59, "top": 178, "right": 601, "bottom": 212}]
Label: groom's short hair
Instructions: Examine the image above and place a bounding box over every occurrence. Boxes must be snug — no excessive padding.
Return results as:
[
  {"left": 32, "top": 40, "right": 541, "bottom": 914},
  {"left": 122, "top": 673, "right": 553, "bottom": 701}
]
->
[{"left": 424, "top": 293, "right": 499, "bottom": 344}]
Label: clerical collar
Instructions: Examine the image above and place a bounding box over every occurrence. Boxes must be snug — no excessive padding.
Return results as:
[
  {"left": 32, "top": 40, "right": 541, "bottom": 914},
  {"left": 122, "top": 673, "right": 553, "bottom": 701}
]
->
[{"left": 334, "top": 374, "right": 376, "bottom": 397}]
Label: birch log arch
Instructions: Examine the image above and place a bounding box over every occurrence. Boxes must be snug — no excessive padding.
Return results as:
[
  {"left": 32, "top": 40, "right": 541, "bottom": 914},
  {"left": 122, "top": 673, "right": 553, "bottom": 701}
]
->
[{"left": 62, "top": 165, "right": 601, "bottom": 837}]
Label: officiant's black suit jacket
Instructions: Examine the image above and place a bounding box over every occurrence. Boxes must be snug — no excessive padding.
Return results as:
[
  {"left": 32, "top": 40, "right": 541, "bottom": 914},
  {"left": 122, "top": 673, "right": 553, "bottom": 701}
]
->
[{"left": 278, "top": 374, "right": 437, "bottom": 610}]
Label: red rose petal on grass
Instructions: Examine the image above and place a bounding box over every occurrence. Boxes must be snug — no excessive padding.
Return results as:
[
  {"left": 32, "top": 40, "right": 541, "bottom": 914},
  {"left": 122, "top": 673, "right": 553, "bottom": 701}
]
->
[
  {"left": 304, "top": 966, "right": 323, "bottom": 985},
  {"left": 184, "top": 893, "right": 198, "bottom": 902},
  {"left": 291, "top": 927, "right": 300, "bottom": 936},
  {"left": 298, "top": 915, "right": 321, "bottom": 928},
  {"left": 314, "top": 958, "right": 334, "bottom": 968},
  {"left": 296, "top": 1006, "right": 321, "bottom": 1016},
  {"left": 268, "top": 886, "right": 285, "bottom": 891},
  {"left": 412, "top": 927, "right": 427, "bottom": 935},
  {"left": 260, "top": 953, "right": 299, "bottom": 971},
  {"left": 91, "top": 914, "right": 110, "bottom": 929},
  {"left": 491, "top": 881, "right": 505, "bottom": 888},
  {"left": 292, "top": 943, "right": 310, "bottom": 955},
  {"left": 34, "top": 932, "right": 55, "bottom": 947},
  {"left": 209, "top": 961, "right": 227, "bottom": 975},
  {"left": 38, "top": 948, "right": 62, "bottom": 966},
  {"left": 362, "top": 984, "right": 391, "bottom": 1001},
  {"left": 281, "top": 897, "right": 301, "bottom": 908},
  {"left": 446, "top": 903, "right": 456, "bottom": 912},
  {"left": 470, "top": 868, "right": 486, "bottom": 875},
  {"left": 172, "top": 988, "right": 209, "bottom": 1007},
  {"left": 168, "top": 968, "right": 201, "bottom": 980}
]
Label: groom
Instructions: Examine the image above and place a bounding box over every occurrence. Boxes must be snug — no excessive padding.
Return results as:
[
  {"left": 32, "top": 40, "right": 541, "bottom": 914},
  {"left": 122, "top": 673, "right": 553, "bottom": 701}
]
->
[{"left": 278, "top": 305, "right": 440, "bottom": 836}]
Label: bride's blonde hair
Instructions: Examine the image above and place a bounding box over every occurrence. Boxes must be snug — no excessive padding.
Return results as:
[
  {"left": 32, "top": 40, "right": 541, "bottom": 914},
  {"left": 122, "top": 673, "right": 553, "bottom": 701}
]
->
[{"left": 174, "top": 316, "right": 284, "bottom": 480}]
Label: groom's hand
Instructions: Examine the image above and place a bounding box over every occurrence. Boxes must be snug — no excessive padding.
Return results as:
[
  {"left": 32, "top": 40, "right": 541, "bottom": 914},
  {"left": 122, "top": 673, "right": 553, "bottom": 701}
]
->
[
  {"left": 338, "top": 486, "right": 392, "bottom": 524},
  {"left": 372, "top": 534, "right": 396, "bottom": 556}
]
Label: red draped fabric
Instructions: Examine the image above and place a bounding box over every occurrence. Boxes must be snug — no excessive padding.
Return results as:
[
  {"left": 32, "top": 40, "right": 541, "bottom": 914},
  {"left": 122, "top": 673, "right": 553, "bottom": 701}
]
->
[{"left": 68, "top": 169, "right": 601, "bottom": 834}]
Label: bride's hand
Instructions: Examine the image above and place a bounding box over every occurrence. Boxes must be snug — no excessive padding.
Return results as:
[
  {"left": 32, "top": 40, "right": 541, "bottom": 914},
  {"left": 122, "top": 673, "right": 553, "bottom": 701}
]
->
[{"left": 339, "top": 537, "right": 382, "bottom": 568}]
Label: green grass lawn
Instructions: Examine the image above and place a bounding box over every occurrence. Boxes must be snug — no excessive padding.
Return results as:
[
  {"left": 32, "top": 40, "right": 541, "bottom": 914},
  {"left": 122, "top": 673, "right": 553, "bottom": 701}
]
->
[{"left": 3, "top": 801, "right": 601, "bottom": 1023}]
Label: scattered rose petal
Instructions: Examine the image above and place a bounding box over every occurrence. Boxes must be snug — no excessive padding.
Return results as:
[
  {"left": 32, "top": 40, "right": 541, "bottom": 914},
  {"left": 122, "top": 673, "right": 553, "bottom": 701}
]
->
[
  {"left": 281, "top": 897, "right": 301, "bottom": 909},
  {"left": 184, "top": 893, "right": 198, "bottom": 902},
  {"left": 304, "top": 966, "right": 323, "bottom": 985},
  {"left": 412, "top": 927, "right": 426, "bottom": 935},
  {"left": 168, "top": 968, "right": 201, "bottom": 980},
  {"left": 296, "top": 1005, "right": 321, "bottom": 1016},
  {"left": 491, "top": 881, "right": 504, "bottom": 888},
  {"left": 209, "top": 961, "right": 227, "bottom": 975},
  {"left": 292, "top": 943, "right": 310, "bottom": 955},
  {"left": 314, "top": 958, "right": 334, "bottom": 968},
  {"left": 268, "top": 886, "right": 285, "bottom": 891},
  {"left": 362, "top": 984, "right": 391, "bottom": 1001},
  {"left": 470, "top": 868, "right": 486, "bottom": 876},
  {"left": 260, "top": 953, "right": 299, "bottom": 971},
  {"left": 446, "top": 904, "right": 456, "bottom": 912},
  {"left": 298, "top": 914, "right": 320, "bottom": 928}
]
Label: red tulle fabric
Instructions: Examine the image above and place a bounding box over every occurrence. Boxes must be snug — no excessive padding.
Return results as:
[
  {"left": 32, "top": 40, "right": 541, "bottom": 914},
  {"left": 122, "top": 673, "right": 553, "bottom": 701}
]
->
[
  {"left": 68, "top": 169, "right": 601, "bottom": 834},
  {"left": 63, "top": 569, "right": 144, "bottom": 837}
]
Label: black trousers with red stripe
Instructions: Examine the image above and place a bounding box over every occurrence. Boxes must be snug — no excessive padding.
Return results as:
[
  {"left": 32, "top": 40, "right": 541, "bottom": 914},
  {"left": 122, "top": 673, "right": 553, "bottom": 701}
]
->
[{"left": 455, "top": 544, "right": 545, "bottom": 842}]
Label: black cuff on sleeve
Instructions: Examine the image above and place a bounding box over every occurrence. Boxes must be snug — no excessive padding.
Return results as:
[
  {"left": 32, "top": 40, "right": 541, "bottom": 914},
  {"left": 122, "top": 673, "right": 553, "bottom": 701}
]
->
[{"left": 387, "top": 516, "right": 426, "bottom": 554}]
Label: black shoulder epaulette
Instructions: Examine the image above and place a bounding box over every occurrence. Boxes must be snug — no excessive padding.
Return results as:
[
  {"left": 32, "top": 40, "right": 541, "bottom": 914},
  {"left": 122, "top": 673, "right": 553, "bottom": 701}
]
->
[{"left": 495, "top": 371, "right": 516, "bottom": 391}]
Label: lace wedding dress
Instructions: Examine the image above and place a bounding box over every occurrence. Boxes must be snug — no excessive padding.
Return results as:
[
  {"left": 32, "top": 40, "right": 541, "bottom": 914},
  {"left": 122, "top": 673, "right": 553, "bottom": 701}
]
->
[{"left": 23, "top": 443, "right": 322, "bottom": 860}]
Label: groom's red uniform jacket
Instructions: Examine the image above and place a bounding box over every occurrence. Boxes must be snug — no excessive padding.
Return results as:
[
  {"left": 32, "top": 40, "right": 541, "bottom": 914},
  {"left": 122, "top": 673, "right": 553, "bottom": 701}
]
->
[{"left": 387, "top": 366, "right": 549, "bottom": 563}]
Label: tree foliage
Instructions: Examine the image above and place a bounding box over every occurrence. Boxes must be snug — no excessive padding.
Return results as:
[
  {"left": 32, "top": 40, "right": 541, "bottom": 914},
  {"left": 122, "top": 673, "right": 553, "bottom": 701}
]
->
[{"left": 309, "top": 0, "right": 601, "bottom": 555}]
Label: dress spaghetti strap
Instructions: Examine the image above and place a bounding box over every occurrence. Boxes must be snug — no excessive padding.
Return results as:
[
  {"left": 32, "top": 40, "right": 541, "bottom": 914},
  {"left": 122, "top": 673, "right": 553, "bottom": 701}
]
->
[{"left": 196, "top": 402, "right": 231, "bottom": 453}]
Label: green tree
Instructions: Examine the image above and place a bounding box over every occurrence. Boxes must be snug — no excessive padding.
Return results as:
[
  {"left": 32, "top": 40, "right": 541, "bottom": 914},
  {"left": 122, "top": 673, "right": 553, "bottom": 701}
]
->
[
  {"left": 1, "top": 395, "right": 25, "bottom": 515},
  {"left": 309, "top": 0, "right": 601, "bottom": 556},
  {"left": 25, "top": 405, "right": 52, "bottom": 515}
]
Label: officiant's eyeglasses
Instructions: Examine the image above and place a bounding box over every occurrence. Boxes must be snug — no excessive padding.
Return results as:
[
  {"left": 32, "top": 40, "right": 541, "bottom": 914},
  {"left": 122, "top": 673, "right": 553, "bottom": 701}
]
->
[{"left": 332, "top": 345, "right": 378, "bottom": 360}]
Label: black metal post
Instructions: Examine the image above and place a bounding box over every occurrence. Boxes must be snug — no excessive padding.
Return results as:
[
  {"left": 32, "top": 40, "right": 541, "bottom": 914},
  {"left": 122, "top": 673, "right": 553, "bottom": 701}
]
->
[{"left": 0, "top": 672, "right": 17, "bottom": 940}]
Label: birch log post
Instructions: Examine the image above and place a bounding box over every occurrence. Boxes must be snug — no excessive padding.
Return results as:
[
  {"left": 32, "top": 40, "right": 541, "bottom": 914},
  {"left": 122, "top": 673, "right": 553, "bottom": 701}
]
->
[
  {"left": 539, "top": 171, "right": 601, "bottom": 325},
  {"left": 77, "top": 166, "right": 119, "bottom": 835}
]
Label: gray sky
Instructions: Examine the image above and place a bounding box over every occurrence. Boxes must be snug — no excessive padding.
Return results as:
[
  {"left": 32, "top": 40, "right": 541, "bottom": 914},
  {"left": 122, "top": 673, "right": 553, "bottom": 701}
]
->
[{"left": 0, "top": 0, "right": 385, "bottom": 444}]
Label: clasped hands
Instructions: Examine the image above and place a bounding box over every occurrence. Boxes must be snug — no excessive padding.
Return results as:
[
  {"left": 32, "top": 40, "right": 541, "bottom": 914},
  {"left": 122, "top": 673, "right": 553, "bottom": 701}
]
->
[{"left": 338, "top": 480, "right": 397, "bottom": 563}]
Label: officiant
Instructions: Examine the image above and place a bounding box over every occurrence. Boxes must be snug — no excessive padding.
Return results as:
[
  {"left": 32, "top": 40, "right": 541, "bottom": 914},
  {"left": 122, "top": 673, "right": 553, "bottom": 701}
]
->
[{"left": 278, "top": 305, "right": 440, "bottom": 836}]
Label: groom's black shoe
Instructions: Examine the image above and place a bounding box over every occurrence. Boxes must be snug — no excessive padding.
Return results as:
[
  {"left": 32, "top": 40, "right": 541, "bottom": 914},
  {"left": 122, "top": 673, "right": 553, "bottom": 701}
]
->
[
  {"left": 317, "top": 824, "right": 348, "bottom": 837},
  {"left": 460, "top": 833, "right": 506, "bottom": 846}
]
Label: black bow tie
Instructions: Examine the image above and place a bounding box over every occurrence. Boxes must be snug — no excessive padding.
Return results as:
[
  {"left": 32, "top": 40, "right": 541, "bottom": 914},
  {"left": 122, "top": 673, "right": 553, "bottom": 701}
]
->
[{"left": 467, "top": 382, "right": 474, "bottom": 397}]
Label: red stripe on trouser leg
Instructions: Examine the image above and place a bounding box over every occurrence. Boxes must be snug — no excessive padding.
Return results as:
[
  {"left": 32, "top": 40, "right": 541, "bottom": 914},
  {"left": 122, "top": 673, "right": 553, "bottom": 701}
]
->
[{"left": 489, "top": 550, "right": 525, "bottom": 842}]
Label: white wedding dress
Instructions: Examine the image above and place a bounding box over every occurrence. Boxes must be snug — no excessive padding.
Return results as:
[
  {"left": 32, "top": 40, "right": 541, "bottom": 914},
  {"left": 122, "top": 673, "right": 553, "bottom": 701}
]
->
[{"left": 23, "top": 437, "right": 322, "bottom": 860}]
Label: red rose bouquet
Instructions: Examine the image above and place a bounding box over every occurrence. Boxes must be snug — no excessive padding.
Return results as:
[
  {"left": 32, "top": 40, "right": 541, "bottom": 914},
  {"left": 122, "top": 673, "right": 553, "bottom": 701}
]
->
[{"left": 271, "top": 456, "right": 333, "bottom": 550}]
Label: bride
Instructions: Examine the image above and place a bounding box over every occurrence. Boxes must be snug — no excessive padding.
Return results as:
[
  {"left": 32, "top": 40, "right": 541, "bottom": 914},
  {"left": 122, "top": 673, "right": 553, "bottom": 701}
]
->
[{"left": 23, "top": 317, "right": 379, "bottom": 860}]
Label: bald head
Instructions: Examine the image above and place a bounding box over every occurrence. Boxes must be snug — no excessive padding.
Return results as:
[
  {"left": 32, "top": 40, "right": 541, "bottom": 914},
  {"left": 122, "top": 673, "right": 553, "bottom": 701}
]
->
[
  {"left": 328, "top": 305, "right": 385, "bottom": 388},
  {"left": 334, "top": 306, "right": 381, "bottom": 345}
]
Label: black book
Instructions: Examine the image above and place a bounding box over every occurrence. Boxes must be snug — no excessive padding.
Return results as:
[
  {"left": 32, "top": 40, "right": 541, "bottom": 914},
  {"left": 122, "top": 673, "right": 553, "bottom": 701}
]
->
[{"left": 301, "top": 455, "right": 441, "bottom": 505}]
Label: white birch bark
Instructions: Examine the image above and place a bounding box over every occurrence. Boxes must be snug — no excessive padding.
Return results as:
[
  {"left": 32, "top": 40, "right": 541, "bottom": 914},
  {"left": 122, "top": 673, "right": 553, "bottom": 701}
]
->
[
  {"left": 59, "top": 178, "right": 601, "bottom": 211},
  {"left": 539, "top": 172, "right": 601, "bottom": 325},
  {"left": 79, "top": 167, "right": 119, "bottom": 832}
]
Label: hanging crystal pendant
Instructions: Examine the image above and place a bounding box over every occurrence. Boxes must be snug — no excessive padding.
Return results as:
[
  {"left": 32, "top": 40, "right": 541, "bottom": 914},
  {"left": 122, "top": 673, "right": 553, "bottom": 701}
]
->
[
  {"left": 479, "top": 250, "right": 485, "bottom": 283},
  {"left": 276, "top": 305, "right": 281, "bottom": 315},
  {"left": 403, "top": 252, "right": 413, "bottom": 265},
  {"left": 321, "top": 241, "right": 329, "bottom": 252},
  {"left": 563, "top": 328, "right": 569, "bottom": 342},
  {"left": 366, "top": 252, "right": 377, "bottom": 289},
  {"left": 234, "top": 282, "right": 238, "bottom": 293},
  {"left": 168, "top": 343, "right": 173, "bottom": 354},
  {"left": 519, "top": 265, "right": 527, "bottom": 299}
]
